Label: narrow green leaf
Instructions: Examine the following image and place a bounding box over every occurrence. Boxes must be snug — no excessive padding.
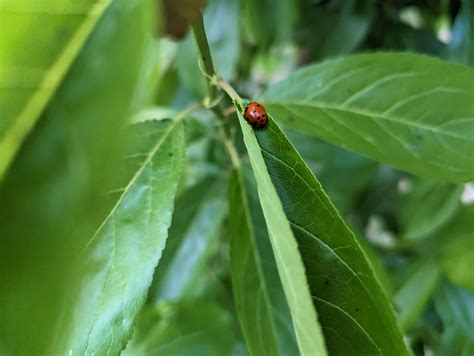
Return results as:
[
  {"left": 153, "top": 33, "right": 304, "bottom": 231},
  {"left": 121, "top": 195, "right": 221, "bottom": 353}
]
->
[
  {"left": 155, "top": 180, "right": 227, "bottom": 301},
  {"left": 262, "top": 53, "right": 474, "bottom": 182},
  {"left": 0, "top": 0, "right": 113, "bottom": 178},
  {"left": 237, "top": 112, "right": 327, "bottom": 356},
  {"left": 442, "top": 234, "right": 474, "bottom": 291},
  {"left": 393, "top": 259, "right": 441, "bottom": 331},
  {"left": 444, "top": 0, "right": 473, "bottom": 66},
  {"left": 440, "top": 204, "right": 474, "bottom": 291},
  {"left": 123, "top": 301, "right": 237, "bottom": 356},
  {"left": 400, "top": 180, "right": 463, "bottom": 241},
  {"left": 435, "top": 282, "right": 474, "bottom": 355},
  {"left": 253, "top": 116, "right": 411, "bottom": 355},
  {"left": 52, "top": 119, "right": 185, "bottom": 354},
  {"left": 229, "top": 169, "right": 280, "bottom": 356}
]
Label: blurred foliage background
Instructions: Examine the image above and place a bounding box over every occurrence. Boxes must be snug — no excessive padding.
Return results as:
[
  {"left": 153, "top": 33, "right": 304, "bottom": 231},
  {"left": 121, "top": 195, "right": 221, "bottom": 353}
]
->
[{"left": 0, "top": 0, "right": 472, "bottom": 355}]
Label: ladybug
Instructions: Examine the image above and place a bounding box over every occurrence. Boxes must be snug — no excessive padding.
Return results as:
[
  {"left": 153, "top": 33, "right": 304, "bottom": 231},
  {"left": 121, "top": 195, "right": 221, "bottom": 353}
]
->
[{"left": 243, "top": 102, "right": 268, "bottom": 129}]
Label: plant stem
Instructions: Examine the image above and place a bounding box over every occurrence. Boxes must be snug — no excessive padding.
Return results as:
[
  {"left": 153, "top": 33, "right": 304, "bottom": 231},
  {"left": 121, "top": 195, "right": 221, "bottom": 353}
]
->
[
  {"left": 190, "top": 12, "right": 241, "bottom": 169},
  {"left": 215, "top": 79, "right": 244, "bottom": 112},
  {"left": 190, "top": 12, "right": 218, "bottom": 103}
]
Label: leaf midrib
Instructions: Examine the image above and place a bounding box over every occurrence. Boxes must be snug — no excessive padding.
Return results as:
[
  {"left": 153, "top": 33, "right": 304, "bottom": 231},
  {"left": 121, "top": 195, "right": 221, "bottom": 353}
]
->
[{"left": 264, "top": 101, "right": 473, "bottom": 141}]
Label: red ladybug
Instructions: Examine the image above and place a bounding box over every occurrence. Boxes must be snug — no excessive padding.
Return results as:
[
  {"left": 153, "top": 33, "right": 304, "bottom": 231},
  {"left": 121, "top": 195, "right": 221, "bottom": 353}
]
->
[{"left": 243, "top": 102, "right": 268, "bottom": 129}]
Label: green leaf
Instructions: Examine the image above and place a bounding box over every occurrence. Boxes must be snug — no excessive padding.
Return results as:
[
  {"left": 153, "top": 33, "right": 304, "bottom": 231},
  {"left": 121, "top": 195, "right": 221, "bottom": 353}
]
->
[
  {"left": 228, "top": 168, "right": 281, "bottom": 356},
  {"left": 435, "top": 282, "right": 474, "bottom": 355},
  {"left": 237, "top": 112, "right": 327, "bottom": 356},
  {"left": 440, "top": 204, "right": 474, "bottom": 291},
  {"left": 262, "top": 53, "right": 474, "bottom": 182},
  {"left": 444, "top": 0, "right": 474, "bottom": 66},
  {"left": 393, "top": 259, "right": 441, "bottom": 332},
  {"left": 154, "top": 179, "right": 227, "bottom": 301},
  {"left": 242, "top": 0, "right": 296, "bottom": 48},
  {"left": 296, "top": 0, "right": 373, "bottom": 59},
  {"left": 123, "top": 300, "right": 237, "bottom": 356},
  {"left": 442, "top": 233, "right": 474, "bottom": 290},
  {"left": 0, "top": 1, "right": 153, "bottom": 354},
  {"left": 55, "top": 119, "right": 185, "bottom": 354},
  {"left": 0, "top": 0, "right": 113, "bottom": 178},
  {"left": 252, "top": 116, "right": 410, "bottom": 355},
  {"left": 400, "top": 180, "right": 463, "bottom": 241}
]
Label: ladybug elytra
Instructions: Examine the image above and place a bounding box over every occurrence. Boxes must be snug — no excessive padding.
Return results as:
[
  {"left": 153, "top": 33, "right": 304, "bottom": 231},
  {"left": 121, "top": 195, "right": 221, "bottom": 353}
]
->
[{"left": 243, "top": 102, "right": 268, "bottom": 129}]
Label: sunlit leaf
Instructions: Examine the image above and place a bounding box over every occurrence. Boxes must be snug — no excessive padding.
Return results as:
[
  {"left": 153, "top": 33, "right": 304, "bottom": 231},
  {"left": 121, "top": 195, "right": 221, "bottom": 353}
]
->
[
  {"left": 0, "top": 1, "right": 153, "bottom": 353},
  {"left": 0, "top": 0, "right": 113, "bottom": 178}
]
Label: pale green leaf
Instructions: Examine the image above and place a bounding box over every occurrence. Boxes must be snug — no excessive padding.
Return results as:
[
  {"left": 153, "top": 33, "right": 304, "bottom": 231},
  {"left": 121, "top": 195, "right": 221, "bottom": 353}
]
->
[
  {"left": 155, "top": 179, "right": 227, "bottom": 301},
  {"left": 253, "top": 116, "right": 410, "bottom": 355},
  {"left": 0, "top": 0, "right": 113, "bottom": 178},
  {"left": 262, "top": 53, "right": 474, "bottom": 182},
  {"left": 394, "top": 259, "right": 441, "bottom": 331},
  {"left": 123, "top": 301, "right": 237, "bottom": 356},
  {"left": 238, "top": 112, "right": 327, "bottom": 356}
]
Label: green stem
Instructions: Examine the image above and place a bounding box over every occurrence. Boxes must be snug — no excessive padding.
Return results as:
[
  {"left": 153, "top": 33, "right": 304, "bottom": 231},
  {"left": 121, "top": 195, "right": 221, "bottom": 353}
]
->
[
  {"left": 190, "top": 12, "right": 240, "bottom": 169},
  {"left": 190, "top": 12, "right": 218, "bottom": 103},
  {"left": 215, "top": 79, "right": 244, "bottom": 113}
]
